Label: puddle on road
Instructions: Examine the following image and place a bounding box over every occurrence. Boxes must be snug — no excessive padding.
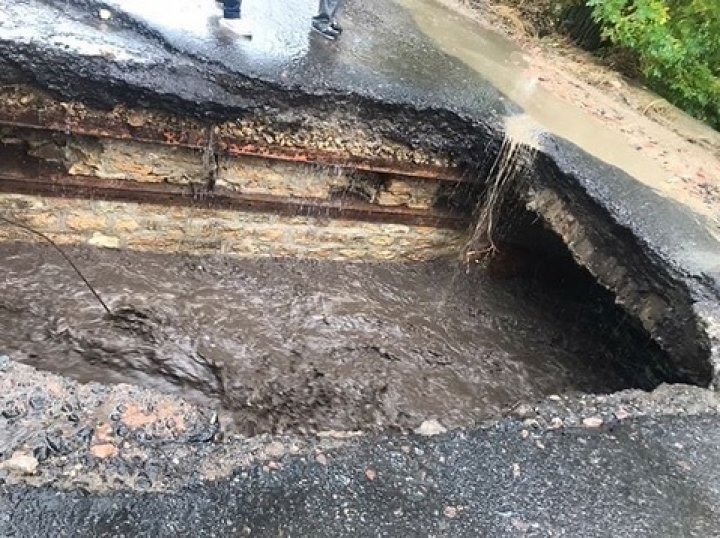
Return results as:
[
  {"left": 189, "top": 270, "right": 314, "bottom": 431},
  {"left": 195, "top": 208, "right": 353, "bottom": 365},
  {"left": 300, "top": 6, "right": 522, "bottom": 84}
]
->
[{"left": 0, "top": 242, "right": 663, "bottom": 435}]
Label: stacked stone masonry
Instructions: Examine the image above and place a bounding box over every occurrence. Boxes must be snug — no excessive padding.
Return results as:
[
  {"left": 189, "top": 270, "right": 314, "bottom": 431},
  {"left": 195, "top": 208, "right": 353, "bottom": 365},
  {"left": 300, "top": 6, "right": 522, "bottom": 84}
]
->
[{"left": 0, "top": 194, "right": 466, "bottom": 261}]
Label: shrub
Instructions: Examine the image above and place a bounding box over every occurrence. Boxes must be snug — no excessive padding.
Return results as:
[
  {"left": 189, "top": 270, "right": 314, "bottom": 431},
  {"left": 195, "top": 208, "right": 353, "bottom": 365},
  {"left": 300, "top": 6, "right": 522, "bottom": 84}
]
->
[{"left": 586, "top": 0, "right": 720, "bottom": 129}]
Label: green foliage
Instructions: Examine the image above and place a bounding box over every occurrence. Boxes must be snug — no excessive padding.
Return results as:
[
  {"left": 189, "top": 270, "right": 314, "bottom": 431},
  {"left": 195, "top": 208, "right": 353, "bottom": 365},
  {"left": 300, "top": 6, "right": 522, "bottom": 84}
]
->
[{"left": 586, "top": 0, "right": 720, "bottom": 129}]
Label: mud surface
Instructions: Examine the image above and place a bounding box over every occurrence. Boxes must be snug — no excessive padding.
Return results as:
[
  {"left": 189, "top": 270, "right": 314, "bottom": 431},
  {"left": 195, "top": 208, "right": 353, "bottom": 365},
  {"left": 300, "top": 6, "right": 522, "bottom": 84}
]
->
[{"left": 0, "top": 242, "right": 649, "bottom": 435}]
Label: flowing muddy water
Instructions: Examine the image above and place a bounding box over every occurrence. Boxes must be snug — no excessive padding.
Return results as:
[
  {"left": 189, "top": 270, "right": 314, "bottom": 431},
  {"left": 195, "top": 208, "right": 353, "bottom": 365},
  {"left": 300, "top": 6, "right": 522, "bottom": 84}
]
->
[{"left": 0, "top": 242, "right": 648, "bottom": 435}]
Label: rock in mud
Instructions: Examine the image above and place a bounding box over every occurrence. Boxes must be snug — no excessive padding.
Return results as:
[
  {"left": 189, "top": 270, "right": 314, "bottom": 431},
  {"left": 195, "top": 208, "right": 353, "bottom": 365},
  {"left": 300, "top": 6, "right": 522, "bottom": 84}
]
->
[
  {"left": 512, "top": 403, "right": 535, "bottom": 419},
  {"left": 90, "top": 443, "right": 118, "bottom": 459},
  {"left": 614, "top": 408, "right": 630, "bottom": 421},
  {"left": 87, "top": 233, "right": 120, "bottom": 249},
  {"left": 415, "top": 419, "right": 447, "bottom": 436},
  {"left": 2, "top": 452, "right": 39, "bottom": 475},
  {"left": 549, "top": 417, "right": 564, "bottom": 429},
  {"left": 263, "top": 441, "right": 285, "bottom": 459},
  {"left": 582, "top": 416, "right": 604, "bottom": 428}
]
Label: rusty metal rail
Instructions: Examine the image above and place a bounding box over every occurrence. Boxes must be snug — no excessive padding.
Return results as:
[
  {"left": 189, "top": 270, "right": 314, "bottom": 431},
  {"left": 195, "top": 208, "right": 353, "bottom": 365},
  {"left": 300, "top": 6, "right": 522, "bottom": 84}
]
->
[
  {"left": 0, "top": 109, "right": 468, "bottom": 184},
  {"left": 0, "top": 172, "right": 469, "bottom": 229},
  {"left": 0, "top": 101, "right": 474, "bottom": 229}
]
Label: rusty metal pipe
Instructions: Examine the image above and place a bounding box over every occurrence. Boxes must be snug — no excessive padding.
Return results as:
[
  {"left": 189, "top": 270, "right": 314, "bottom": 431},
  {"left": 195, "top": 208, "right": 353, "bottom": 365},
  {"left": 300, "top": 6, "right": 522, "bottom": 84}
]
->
[
  {"left": 0, "top": 112, "right": 468, "bottom": 184},
  {"left": 0, "top": 174, "right": 470, "bottom": 229}
]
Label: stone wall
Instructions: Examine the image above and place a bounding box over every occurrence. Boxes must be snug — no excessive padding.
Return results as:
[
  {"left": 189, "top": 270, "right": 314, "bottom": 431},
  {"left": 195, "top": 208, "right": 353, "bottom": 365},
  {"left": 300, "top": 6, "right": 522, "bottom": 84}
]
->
[{"left": 0, "top": 194, "right": 466, "bottom": 262}]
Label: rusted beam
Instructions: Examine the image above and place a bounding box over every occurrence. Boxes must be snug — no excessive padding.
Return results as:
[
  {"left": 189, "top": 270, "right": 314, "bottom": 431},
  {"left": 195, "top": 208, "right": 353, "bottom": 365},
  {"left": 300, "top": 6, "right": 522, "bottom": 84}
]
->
[
  {"left": 219, "top": 140, "right": 466, "bottom": 183},
  {"left": 0, "top": 110, "right": 468, "bottom": 184},
  {"left": 0, "top": 111, "right": 208, "bottom": 149},
  {"left": 0, "top": 174, "right": 470, "bottom": 230}
]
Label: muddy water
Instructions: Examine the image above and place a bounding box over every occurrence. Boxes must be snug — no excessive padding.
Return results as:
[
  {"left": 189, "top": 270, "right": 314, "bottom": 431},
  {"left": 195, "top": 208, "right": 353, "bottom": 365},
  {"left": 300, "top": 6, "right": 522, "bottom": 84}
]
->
[{"left": 0, "top": 242, "right": 636, "bottom": 435}]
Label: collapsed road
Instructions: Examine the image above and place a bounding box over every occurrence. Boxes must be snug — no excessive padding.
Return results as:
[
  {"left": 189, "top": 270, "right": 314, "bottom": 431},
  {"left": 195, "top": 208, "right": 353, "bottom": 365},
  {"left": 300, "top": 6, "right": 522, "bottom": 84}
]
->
[{"left": 1, "top": 0, "right": 720, "bottom": 535}]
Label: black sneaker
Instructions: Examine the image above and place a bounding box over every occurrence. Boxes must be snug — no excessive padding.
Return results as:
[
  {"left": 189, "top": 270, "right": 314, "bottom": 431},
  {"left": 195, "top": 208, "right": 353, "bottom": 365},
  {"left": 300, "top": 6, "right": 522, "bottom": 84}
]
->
[{"left": 312, "top": 19, "right": 339, "bottom": 40}]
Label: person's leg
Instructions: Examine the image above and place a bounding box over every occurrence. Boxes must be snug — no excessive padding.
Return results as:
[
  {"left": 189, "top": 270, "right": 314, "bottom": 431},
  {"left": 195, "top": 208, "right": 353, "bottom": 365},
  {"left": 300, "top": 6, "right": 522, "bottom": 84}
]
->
[
  {"left": 313, "top": 0, "right": 330, "bottom": 23},
  {"left": 219, "top": 0, "right": 252, "bottom": 36},
  {"left": 326, "top": 0, "right": 344, "bottom": 22},
  {"left": 327, "top": 0, "right": 344, "bottom": 32},
  {"left": 223, "top": 0, "right": 241, "bottom": 19},
  {"left": 312, "top": 0, "right": 343, "bottom": 39}
]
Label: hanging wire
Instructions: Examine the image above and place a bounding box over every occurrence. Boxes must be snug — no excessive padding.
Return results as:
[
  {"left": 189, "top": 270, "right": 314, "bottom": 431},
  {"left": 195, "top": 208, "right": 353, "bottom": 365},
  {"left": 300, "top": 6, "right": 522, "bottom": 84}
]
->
[{"left": 0, "top": 214, "right": 112, "bottom": 315}]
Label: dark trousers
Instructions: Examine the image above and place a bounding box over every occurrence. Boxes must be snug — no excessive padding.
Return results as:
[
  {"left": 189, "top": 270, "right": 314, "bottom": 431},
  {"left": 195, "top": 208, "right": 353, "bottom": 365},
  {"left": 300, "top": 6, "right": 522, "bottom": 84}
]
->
[
  {"left": 223, "top": 0, "right": 242, "bottom": 19},
  {"left": 314, "top": 0, "right": 343, "bottom": 23}
]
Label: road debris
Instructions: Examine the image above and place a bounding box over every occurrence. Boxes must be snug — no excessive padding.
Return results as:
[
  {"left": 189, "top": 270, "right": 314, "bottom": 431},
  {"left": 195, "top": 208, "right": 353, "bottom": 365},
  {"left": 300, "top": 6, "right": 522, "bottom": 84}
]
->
[{"left": 415, "top": 419, "right": 447, "bottom": 437}]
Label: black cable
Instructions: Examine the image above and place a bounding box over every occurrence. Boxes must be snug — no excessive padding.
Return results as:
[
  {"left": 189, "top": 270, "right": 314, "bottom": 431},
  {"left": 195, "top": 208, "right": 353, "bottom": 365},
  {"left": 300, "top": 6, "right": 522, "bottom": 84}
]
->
[{"left": 0, "top": 214, "right": 112, "bottom": 315}]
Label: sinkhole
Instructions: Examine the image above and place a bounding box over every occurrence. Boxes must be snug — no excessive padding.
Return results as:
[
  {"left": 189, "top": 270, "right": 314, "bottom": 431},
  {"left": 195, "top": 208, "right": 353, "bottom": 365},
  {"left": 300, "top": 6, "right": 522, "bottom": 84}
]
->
[
  {"left": 0, "top": 92, "right": 708, "bottom": 437},
  {"left": 0, "top": 205, "right": 689, "bottom": 437}
]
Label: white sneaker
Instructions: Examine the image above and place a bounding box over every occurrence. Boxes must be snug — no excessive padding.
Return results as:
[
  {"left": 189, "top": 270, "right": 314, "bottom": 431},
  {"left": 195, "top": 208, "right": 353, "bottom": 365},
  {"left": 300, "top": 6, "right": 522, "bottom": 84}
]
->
[{"left": 219, "top": 17, "right": 253, "bottom": 37}]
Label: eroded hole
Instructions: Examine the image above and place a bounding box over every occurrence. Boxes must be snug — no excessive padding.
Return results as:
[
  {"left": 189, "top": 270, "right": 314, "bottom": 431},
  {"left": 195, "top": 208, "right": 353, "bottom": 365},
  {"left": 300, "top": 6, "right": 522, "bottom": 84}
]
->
[{"left": 0, "top": 221, "right": 679, "bottom": 436}]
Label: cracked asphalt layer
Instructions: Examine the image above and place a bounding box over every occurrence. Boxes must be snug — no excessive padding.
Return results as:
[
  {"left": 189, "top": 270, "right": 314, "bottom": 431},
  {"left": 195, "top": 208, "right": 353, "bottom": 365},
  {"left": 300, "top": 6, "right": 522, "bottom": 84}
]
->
[{"left": 3, "top": 414, "right": 720, "bottom": 536}]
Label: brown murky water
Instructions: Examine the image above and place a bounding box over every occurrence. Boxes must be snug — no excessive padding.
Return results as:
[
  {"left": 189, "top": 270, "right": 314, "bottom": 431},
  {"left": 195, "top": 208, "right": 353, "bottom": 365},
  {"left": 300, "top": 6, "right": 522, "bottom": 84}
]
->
[{"left": 0, "top": 242, "right": 641, "bottom": 434}]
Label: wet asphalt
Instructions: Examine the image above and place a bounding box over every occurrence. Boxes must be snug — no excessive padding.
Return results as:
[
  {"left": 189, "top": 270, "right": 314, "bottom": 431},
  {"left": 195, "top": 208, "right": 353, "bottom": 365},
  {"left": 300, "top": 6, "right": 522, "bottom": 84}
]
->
[
  {"left": 3, "top": 414, "right": 720, "bottom": 536},
  {"left": 0, "top": 0, "right": 510, "bottom": 118}
]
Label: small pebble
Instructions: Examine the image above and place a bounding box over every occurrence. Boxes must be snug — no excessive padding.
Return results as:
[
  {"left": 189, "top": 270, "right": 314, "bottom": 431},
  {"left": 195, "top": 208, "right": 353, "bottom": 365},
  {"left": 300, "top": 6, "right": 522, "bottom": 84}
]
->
[
  {"left": 33, "top": 445, "right": 50, "bottom": 462},
  {"left": 264, "top": 441, "right": 285, "bottom": 459},
  {"left": 28, "top": 395, "right": 46, "bottom": 410},
  {"left": 443, "top": 506, "right": 458, "bottom": 519},
  {"left": 614, "top": 408, "right": 630, "bottom": 421},
  {"left": 512, "top": 403, "right": 534, "bottom": 419},
  {"left": 523, "top": 418, "right": 540, "bottom": 429},
  {"left": 90, "top": 443, "right": 118, "bottom": 459},
  {"left": 549, "top": 417, "right": 564, "bottom": 429},
  {"left": 415, "top": 419, "right": 446, "bottom": 437},
  {"left": 365, "top": 468, "right": 377, "bottom": 481},
  {"left": 582, "top": 416, "right": 604, "bottom": 428},
  {"left": 2, "top": 452, "right": 39, "bottom": 475},
  {"left": 315, "top": 453, "right": 328, "bottom": 466},
  {"left": 135, "top": 473, "right": 151, "bottom": 489}
]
